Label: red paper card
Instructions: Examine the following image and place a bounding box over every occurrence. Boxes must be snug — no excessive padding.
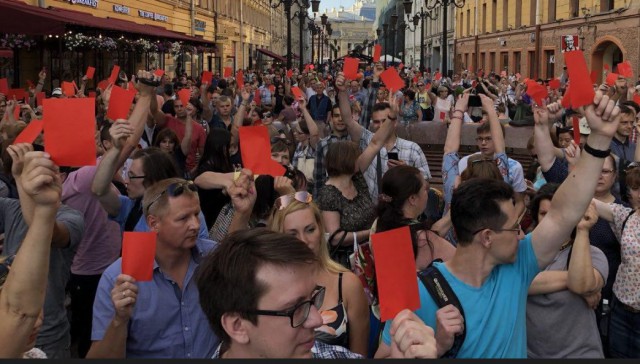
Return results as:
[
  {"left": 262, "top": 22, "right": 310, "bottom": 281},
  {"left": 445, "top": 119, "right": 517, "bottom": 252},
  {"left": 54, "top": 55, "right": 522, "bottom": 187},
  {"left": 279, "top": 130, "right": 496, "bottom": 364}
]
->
[
  {"left": 36, "top": 92, "right": 45, "bottom": 106},
  {"left": 254, "top": 88, "right": 261, "bottom": 106},
  {"left": 634, "top": 94, "right": 640, "bottom": 106},
  {"left": 606, "top": 72, "right": 618, "bottom": 87},
  {"left": 128, "top": 81, "right": 136, "bottom": 93},
  {"left": 343, "top": 57, "right": 359, "bottom": 80},
  {"left": 13, "top": 106, "right": 21, "bottom": 120},
  {"left": 85, "top": 66, "right": 95, "bottom": 80},
  {"left": 619, "top": 60, "right": 634, "bottom": 78},
  {"left": 373, "top": 44, "right": 382, "bottom": 62},
  {"left": 268, "top": 84, "right": 275, "bottom": 94},
  {"left": 201, "top": 71, "right": 213, "bottom": 84},
  {"left": 42, "top": 98, "right": 96, "bottom": 167},
  {"left": 439, "top": 111, "right": 446, "bottom": 120},
  {"left": 434, "top": 72, "right": 442, "bottom": 80},
  {"left": 26, "top": 80, "right": 34, "bottom": 88},
  {"left": 548, "top": 79, "right": 561, "bottom": 90},
  {"left": 561, "top": 85, "right": 572, "bottom": 109},
  {"left": 223, "top": 67, "right": 232, "bottom": 78},
  {"left": 564, "top": 50, "right": 595, "bottom": 109},
  {"left": 61, "top": 81, "right": 75, "bottom": 97},
  {"left": 286, "top": 69, "right": 293, "bottom": 78},
  {"left": 97, "top": 79, "right": 109, "bottom": 90},
  {"left": 239, "top": 126, "right": 286, "bottom": 176},
  {"left": 572, "top": 116, "right": 581, "bottom": 142},
  {"left": 13, "top": 119, "right": 43, "bottom": 144},
  {"left": 8, "top": 88, "right": 27, "bottom": 102},
  {"left": 291, "top": 86, "right": 304, "bottom": 100},
  {"left": 106, "top": 86, "right": 136, "bottom": 121},
  {"left": 0, "top": 78, "right": 8, "bottom": 94},
  {"left": 122, "top": 232, "right": 157, "bottom": 282},
  {"left": 604, "top": 63, "right": 610, "bottom": 71},
  {"left": 108, "top": 65, "right": 120, "bottom": 85},
  {"left": 154, "top": 69, "right": 165, "bottom": 77},
  {"left": 371, "top": 226, "right": 420, "bottom": 322},
  {"left": 237, "top": 70, "right": 245, "bottom": 89},
  {"left": 177, "top": 88, "right": 191, "bottom": 108},
  {"left": 590, "top": 70, "right": 598, "bottom": 84},
  {"left": 527, "top": 82, "right": 548, "bottom": 106},
  {"left": 398, "top": 63, "right": 404, "bottom": 71},
  {"left": 380, "top": 68, "right": 405, "bottom": 93}
]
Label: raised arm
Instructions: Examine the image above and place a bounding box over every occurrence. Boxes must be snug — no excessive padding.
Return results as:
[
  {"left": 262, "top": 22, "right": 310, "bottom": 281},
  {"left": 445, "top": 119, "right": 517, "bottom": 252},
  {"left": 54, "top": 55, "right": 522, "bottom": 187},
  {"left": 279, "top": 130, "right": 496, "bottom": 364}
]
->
[
  {"left": 532, "top": 88, "right": 621, "bottom": 269},
  {"left": 533, "top": 102, "right": 565, "bottom": 172},
  {"left": 567, "top": 202, "right": 605, "bottom": 295},
  {"left": 335, "top": 72, "right": 363, "bottom": 143},
  {"left": 481, "top": 94, "right": 504, "bottom": 153},
  {"left": 297, "top": 96, "right": 320, "bottom": 149},
  {"left": 234, "top": 87, "right": 250, "bottom": 128},
  {"left": 443, "top": 93, "right": 468, "bottom": 154},
  {"left": 181, "top": 113, "right": 193, "bottom": 157},
  {"left": 355, "top": 94, "right": 397, "bottom": 173},
  {"left": 0, "top": 149, "right": 59, "bottom": 358}
]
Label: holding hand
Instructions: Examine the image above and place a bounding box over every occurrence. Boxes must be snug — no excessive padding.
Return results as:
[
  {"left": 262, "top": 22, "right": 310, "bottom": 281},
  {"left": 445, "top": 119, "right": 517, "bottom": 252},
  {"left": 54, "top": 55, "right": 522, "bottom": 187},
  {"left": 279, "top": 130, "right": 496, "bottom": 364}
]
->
[
  {"left": 389, "top": 309, "right": 438, "bottom": 358},
  {"left": 577, "top": 201, "right": 598, "bottom": 231},
  {"left": 14, "top": 148, "right": 62, "bottom": 207},
  {"left": 111, "top": 274, "right": 139, "bottom": 323},
  {"left": 228, "top": 168, "right": 257, "bottom": 216},
  {"left": 579, "top": 88, "right": 620, "bottom": 138},
  {"left": 109, "top": 119, "right": 135, "bottom": 150},
  {"left": 434, "top": 304, "right": 464, "bottom": 356},
  {"left": 335, "top": 72, "right": 347, "bottom": 92}
]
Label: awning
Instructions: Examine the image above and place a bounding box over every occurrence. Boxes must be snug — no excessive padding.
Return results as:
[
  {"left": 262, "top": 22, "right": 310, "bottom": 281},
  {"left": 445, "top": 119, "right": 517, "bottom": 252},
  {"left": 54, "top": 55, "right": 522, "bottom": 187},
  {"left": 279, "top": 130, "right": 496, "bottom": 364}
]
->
[
  {"left": 0, "top": 0, "right": 211, "bottom": 44},
  {"left": 0, "top": 48, "right": 13, "bottom": 58},
  {"left": 257, "top": 48, "right": 286, "bottom": 62}
]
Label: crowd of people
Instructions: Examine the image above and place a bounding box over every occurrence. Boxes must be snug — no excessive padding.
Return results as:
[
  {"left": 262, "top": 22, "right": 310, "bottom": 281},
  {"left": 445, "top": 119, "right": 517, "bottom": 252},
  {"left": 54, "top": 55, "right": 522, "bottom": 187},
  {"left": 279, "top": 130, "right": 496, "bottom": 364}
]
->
[{"left": 0, "top": 51, "right": 639, "bottom": 359}]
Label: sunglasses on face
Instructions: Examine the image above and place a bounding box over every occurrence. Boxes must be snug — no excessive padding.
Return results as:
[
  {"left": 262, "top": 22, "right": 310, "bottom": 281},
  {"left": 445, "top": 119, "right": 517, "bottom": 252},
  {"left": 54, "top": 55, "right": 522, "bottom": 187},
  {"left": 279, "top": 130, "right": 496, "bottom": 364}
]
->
[
  {"left": 145, "top": 181, "right": 198, "bottom": 212},
  {"left": 274, "top": 191, "right": 313, "bottom": 210}
]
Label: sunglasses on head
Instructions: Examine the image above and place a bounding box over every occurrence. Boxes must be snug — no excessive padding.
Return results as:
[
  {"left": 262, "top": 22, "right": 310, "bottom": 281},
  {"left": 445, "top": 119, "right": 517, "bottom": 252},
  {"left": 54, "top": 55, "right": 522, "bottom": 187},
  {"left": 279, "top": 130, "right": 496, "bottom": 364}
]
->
[
  {"left": 274, "top": 191, "right": 313, "bottom": 210},
  {"left": 146, "top": 181, "right": 198, "bottom": 212}
]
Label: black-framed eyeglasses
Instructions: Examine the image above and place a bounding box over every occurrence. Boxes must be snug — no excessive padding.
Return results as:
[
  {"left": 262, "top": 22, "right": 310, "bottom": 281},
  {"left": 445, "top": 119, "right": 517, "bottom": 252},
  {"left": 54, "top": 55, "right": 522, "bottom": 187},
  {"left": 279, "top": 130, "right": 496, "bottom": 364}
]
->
[
  {"left": 127, "top": 172, "right": 146, "bottom": 180},
  {"left": 475, "top": 136, "right": 493, "bottom": 143},
  {"left": 145, "top": 180, "right": 198, "bottom": 212},
  {"left": 247, "top": 285, "right": 325, "bottom": 328},
  {"left": 0, "top": 255, "right": 16, "bottom": 288},
  {"left": 472, "top": 214, "right": 523, "bottom": 236}
]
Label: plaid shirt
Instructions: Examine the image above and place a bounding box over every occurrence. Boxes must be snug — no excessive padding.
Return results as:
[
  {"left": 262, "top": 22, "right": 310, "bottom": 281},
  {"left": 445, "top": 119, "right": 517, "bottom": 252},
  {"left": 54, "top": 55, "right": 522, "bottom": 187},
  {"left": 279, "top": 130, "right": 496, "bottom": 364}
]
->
[
  {"left": 312, "top": 133, "right": 351, "bottom": 197},
  {"left": 211, "top": 341, "right": 362, "bottom": 359},
  {"left": 360, "top": 128, "right": 431, "bottom": 201},
  {"left": 359, "top": 82, "right": 380, "bottom": 129}
]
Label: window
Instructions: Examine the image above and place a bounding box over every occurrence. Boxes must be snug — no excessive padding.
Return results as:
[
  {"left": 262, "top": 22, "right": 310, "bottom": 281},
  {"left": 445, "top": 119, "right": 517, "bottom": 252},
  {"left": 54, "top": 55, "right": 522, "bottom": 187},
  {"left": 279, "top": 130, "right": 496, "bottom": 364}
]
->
[
  {"left": 513, "top": 51, "right": 521, "bottom": 74},
  {"left": 502, "top": 0, "right": 508, "bottom": 30},
  {"left": 490, "top": 52, "right": 496, "bottom": 72},
  {"left": 548, "top": 0, "right": 556, "bottom": 21},
  {"left": 500, "top": 52, "right": 509, "bottom": 72},
  {"left": 492, "top": 0, "right": 497, "bottom": 32},
  {"left": 545, "top": 50, "right": 555, "bottom": 79},
  {"left": 515, "top": 1, "right": 522, "bottom": 27},
  {"left": 528, "top": 51, "right": 536, "bottom": 78},
  {"left": 482, "top": 4, "right": 487, "bottom": 33},
  {"left": 570, "top": 0, "right": 579, "bottom": 18},
  {"left": 460, "top": 12, "right": 464, "bottom": 36},
  {"left": 600, "top": 0, "right": 614, "bottom": 12},
  {"left": 530, "top": 0, "right": 536, "bottom": 25},
  {"left": 480, "top": 52, "right": 486, "bottom": 70},
  {"left": 466, "top": 9, "right": 471, "bottom": 36}
]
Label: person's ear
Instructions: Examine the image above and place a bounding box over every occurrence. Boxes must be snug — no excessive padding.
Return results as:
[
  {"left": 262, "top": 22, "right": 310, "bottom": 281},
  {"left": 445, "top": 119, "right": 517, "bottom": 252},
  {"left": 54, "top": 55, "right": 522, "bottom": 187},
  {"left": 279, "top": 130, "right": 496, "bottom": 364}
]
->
[
  {"left": 147, "top": 215, "right": 160, "bottom": 233},
  {"left": 221, "top": 312, "right": 251, "bottom": 345}
]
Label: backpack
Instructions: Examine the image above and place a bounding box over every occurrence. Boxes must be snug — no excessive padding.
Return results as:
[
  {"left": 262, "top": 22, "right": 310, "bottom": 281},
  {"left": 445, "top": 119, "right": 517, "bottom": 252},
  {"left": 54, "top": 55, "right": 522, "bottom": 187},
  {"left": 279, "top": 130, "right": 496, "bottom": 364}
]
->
[{"left": 417, "top": 259, "right": 467, "bottom": 358}]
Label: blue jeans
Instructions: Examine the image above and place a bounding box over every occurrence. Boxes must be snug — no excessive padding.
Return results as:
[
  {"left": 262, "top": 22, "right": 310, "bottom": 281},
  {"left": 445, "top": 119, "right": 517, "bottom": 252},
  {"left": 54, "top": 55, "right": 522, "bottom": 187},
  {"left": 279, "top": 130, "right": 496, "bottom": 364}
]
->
[{"left": 608, "top": 295, "right": 640, "bottom": 358}]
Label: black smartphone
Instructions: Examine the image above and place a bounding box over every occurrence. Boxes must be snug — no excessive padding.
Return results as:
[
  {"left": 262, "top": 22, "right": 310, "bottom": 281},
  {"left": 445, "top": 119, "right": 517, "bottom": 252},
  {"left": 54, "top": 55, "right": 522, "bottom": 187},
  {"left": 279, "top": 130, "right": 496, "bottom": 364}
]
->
[
  {"left": 469, "top": 94, "right": 482, "bottom": 107},
  {"left": 387, "top": 152, "right": 399, "bottom": 161}
]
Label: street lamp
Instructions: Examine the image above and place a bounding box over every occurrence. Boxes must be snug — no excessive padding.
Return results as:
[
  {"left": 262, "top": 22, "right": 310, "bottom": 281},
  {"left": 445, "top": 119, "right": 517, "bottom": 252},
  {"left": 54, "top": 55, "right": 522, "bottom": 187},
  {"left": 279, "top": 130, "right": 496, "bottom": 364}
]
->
[
  {"left": 404, "top": 0, "right": 438, "bottom": 72},
  {"left": 269, "top": 0, "right": 322, "bottom": 70},
  {"left": 309, "top": 22, "right": 317, "bottom": 64},
  {"left": 391, "top": 13, "right": 399, "bottom": 66},
  {"left": 382, "top": 22, "right": 389, "bottom": 67},
  {"left": 425, "top": 0, "right": 466, "bottom": 77},
  {"left": 296, "top": 8, "right": 318, "bottom": 72}
]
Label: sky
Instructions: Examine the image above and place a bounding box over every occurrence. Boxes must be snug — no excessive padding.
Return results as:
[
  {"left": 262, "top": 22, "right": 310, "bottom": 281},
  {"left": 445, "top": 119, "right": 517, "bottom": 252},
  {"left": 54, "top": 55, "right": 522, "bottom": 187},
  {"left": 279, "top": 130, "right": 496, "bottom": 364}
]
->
[{"left": 319, "top": 0, "right": 356, "bottom": 14}]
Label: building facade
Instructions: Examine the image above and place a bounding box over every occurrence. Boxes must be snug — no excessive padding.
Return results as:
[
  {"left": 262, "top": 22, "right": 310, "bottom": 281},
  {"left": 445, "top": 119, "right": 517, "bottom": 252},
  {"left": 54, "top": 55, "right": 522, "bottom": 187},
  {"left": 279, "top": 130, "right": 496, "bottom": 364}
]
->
[
  {"left": 454, "top": 0, "right": 638, "bottom": 82},
  {"left": 323, "top": 0, "right": 376, "bottom": 63}
]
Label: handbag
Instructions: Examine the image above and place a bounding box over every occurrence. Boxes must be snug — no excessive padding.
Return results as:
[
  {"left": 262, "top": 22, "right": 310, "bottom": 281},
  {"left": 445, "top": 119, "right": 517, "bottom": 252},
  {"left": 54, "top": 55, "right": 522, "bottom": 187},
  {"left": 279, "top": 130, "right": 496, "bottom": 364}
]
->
[
  {"left": 296, "top": 146, "right": 315, "bottom": 182},
  {"left": 328, "top": 229, "right": 351, "bottom": 269},
  {"left": 349, "top": 234, "right": 378, "bottom": 307}
]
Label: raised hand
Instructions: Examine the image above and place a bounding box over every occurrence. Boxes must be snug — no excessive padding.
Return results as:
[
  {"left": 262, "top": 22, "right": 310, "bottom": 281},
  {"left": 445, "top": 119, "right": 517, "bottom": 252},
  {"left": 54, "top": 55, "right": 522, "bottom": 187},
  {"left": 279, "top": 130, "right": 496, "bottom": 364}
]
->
[
  {"left": 434, "top": 304, "right": 464, "bottom": 356},
  {"left": 373, "top": 62, "right": 384, "bottom": 79},
  {"left": 7, "top": 143, "right": 34, "bottom": 181},
  {"left": 578, "top": 88, "right": 620, "bottom": 138},
  {"left": 335, "top": 72, "right": 347, "bottom": 92},
  {"left": 564, "top": 139, "right": 581, "bottom": 166},
  {"left": 533, "top": 104, "right": 550, "bottom": 126},
  {"left": 109, "top": 119, "right": 135, "bottom": 150},
  {"left": 227, "top": 168, "right": 256, "bottom": 216},
  {"left": 38, "top": 68, "right": 47, "bottom": 82},
  {"left": 274, "top": 176, "right": 295, "bottom": 196},
  {"left": 135, "top": 70, "right": 160, "bottom": 95},
  {"left": 577, "top": 201, "right": 598, "bottom": 231},
  {"left": 241, "top": 87, "right": 251, "bottom": 102},
  {"left": 17, "top": 150, "right": 62, "bottom": 207},
  {"left": 111, "top": 274, "right": 139, "bottom": 323},
  {"left": 388, "top": 91, "right": 400, "bottom": 117},
  {"left": 388, "top": 309, "right": 438, "bottom": 358},
  {"left": 546, "top": 101, "right": 564, "bottom": 123},
  {"left": 454, "top": 92, "right": 470, "bottom": 114}
]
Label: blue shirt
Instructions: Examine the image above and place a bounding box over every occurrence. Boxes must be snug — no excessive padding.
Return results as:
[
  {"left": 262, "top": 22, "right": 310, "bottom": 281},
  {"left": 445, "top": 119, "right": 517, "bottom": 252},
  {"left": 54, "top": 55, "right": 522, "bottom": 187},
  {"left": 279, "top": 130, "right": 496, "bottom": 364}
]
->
[
  {"left": 92, "top": 239, "right": 219, "bottom": 358},
  {"left": 113, "top": 196, "right": 208, "bottom": 239},
  {"left": 382, "top": 234, "right": 540, "bottom": 358}
]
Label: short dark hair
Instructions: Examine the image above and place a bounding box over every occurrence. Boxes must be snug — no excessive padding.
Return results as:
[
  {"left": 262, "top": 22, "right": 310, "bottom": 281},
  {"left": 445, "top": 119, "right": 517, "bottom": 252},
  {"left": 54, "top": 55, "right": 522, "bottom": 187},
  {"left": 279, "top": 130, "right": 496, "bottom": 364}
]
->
[
  {"left": 325, "top": 140, "right": 359, "bottom": 177},
  {"left": 451, "top": 178, "right": 514, "bottom": 245},
  {"left": 153, "top": 128, "right": 180, "bottom": 149},
  {"left": 476, "top": 122, "right": 505, "bottom": 137},
  {"left": 196, "top": 228, "right": 318, "bottom": 344},
  {"left": 163, "top": 84, "right": 174, "bottom": 97},
  {"left": 530, "top": 183, "right": 559, "bottom": 227},
  {"left": 131, "top": 147, "right": 180, "bottom": 187},
  {"left": 372, "top": 102, "right": 391, "bottom": 113},
  {"left": 618, "top": 104, "right": 636, "bottom": 119}
]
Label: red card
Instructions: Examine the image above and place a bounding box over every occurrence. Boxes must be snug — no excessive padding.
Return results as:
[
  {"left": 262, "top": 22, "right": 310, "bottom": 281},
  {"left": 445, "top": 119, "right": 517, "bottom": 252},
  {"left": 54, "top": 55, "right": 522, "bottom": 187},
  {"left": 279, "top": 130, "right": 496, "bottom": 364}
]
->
[
  {"left": 548, "top": 79, "right": 561, "bottom": 90},
  {"left": 239, "top": 126, "right": 286, "bottom": 177},
  {"left": 97, "top": 79, "right": 109, "bottom": 90},
  {"left": 604, "top": 63, "right": 610, "bottom": 71},
  {"left": 527, "top": 82, "right": 548, "bottom": 106},
  {"left": 254, "top": 88, "right": 262, "bottom": 106},
  {"left": 88, "top": 91, "right": 96, "bottom": 98},
  {"left": 564, "top": 50, "right": 595, "bottom": 108},
  {"left": 26, "top": 80, "right": 34, "bottom": 88},
  {"left": 62, "top": 81, "right": 75, "bottom": 97},
  {"left": 13, "top": 106, "right": 21, "bottom": 120},
  {"left": 108, "top": 65, "right": 120, "bottom": 85},
  {"left": 201, "top": 71, "right": 213, "bottom": 84},
  {"left": 398, "top": 63, "right": 404, "bottom": 71},
  {"left": 634, "top": 94, "right": 640, "bottom": 106},
  {"left": 371, "top": 226, "right": 420, "bottom": 322},
  {"left": 434, "top": 72, "right": 442, "bottom": 80},
  {"left": 154, "top": 69, "right": 165, "bottom": 77},
  {"left": 380, "top": 68, "right": 405, "bottom": 93},
  {"left": 127, "top": 81, "right": 136, "bottom": 92},
  {"left": 286, "top": 69, "right": 293, "bottom": 78},
  {"left": 439, "top": 111, "right": 446, "bottom": 120},
  {"left": 43, "top": 97, "right": 96, "bottom": 167},
  {"left": 373, "top": 44, "right": 382, "bottom": 62},
  {"left": 107, "top": 86, "right": 136, "bottom": 121},
  {"left": 36, "top": 92, "right": 45, "bottom": 106},
  {"left": 606, "top": 72, "right": 618, "bottom": 87},
  {"left": 343, "top": 57, "right": 359, "bottom": 80},
  {"left": 291, "top": 86, "right": 304, "bottom": 100},
  {"left": 572, "top": 116, "right": 581, "bottom": 142},
  {"left": 223, "top": 67, "right": 232, "bottom": 78},
  {"left": 590, "top": 70, "right": 598, "bottom": 84},
  {"left": 237, "top": 70, "right": 245, "bottom": 89},
  {"left": 85, "top": 66, "right": 95, "bottom": 80},
  {"left": 122, "top": 232, "right": 157, "bottom": 282},
  {"left": 0, "top": 78, "right": 8, "bottom": 94},
  {"left": 7, "top": 88, "right": 27, "bottom": 102},
  {"left": 177, "top": 88, "right": 191, "bottom": 108},
  {"left": 13, "top": 119, "right": 43, "bottom": 144},
  {"left": 561, "top": 85, "right": 572, "bottom": 109}
]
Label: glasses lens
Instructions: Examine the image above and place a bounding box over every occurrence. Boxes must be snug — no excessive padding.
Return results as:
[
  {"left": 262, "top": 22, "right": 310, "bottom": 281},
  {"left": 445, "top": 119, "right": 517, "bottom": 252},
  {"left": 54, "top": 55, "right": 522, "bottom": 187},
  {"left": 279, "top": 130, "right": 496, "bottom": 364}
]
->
[
  {"left": 294, "top": 191, "right": 312, "bottom": 204},
  {"left": 292, "top": 301, "right": 312, "bottom": 328},
  {"left": 313, "top": 286, "right": 325, "bottom": 309}
]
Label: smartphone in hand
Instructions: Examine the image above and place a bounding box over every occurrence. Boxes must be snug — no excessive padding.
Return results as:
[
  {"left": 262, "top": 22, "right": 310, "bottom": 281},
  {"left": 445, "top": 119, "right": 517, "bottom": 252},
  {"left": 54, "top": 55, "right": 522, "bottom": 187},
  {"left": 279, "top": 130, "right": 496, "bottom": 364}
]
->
[{"left": 387, "top": 152, "right": 399, "bottom": 161}]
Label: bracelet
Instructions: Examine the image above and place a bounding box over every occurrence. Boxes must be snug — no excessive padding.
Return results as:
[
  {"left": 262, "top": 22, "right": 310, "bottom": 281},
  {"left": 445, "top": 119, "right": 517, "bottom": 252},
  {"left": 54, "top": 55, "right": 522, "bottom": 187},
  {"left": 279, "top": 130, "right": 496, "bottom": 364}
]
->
[{"left": 583, "top": 143, "right": 611, "bottom": 158}]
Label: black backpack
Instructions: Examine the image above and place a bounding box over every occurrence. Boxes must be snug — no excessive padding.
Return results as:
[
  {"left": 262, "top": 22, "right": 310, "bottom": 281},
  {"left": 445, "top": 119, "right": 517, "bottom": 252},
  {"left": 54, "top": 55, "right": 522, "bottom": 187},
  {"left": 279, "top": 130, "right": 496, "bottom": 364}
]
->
[{"left": 417, "top": 259, "right": 467, "bottom": 358}]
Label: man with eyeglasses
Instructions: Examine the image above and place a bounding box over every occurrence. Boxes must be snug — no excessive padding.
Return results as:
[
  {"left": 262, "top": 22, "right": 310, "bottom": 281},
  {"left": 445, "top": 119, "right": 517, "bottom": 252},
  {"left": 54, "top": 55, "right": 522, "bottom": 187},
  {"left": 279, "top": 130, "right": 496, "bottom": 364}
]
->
[
  {"left": 197, "top": 227, "right": 438, "bottom": 359},
  {"left": 376, "top": 88, "right": 622, "bottom": 358},
  {"left": 88, "top": 178, "right": 219, "bottom": 359},
  {"left": 458, "top": 122, "right": 527, "bottom": 217}
]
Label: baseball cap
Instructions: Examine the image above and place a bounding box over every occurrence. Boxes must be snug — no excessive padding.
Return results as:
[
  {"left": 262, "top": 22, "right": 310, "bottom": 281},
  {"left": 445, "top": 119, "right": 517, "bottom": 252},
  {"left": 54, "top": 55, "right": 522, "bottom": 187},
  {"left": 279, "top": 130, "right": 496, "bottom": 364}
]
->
[{"left": 52, "top": 88, "right": 62, "bottom": 96}]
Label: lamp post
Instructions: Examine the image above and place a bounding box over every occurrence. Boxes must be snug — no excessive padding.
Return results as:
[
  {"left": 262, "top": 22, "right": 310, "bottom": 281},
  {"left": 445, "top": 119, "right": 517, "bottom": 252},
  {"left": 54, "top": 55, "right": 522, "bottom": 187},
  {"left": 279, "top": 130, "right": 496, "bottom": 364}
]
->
[
  {"left": 403, "top": 0, "right": 438, "bottom": 73},
  {"left": 382, "top": 22, "right": 389, "bottom": 67},
  {"left": 269, "top": 0, "right": 321, "bottom": 71},
  {"left": 310, "top": 22, "right": 317, "bottom": 64},
  {"left": 425, "top": 0, "right": 465, "bottom": 77},
  {"left": 296, "top": 5, "right": 318, "bottom": 72},
  {"left": 391, "top": 13, "right": 398, "bottom": 66}
]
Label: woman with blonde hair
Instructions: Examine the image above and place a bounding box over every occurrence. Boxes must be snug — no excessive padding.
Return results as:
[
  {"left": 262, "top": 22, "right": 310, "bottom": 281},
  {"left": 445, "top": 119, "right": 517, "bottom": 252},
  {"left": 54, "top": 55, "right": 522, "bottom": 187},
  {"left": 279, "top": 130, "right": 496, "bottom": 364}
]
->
[{"left": 268, "top": 192, "right": 370, "bottom": 357}]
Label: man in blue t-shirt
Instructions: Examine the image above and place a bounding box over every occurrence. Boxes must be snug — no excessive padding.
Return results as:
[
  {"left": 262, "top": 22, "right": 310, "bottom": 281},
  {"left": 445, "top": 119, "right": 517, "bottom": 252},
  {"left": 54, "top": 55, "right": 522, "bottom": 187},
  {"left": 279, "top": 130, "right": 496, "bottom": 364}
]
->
[{"left": 375, "top": 89, "right": 622, "bottom": 358}]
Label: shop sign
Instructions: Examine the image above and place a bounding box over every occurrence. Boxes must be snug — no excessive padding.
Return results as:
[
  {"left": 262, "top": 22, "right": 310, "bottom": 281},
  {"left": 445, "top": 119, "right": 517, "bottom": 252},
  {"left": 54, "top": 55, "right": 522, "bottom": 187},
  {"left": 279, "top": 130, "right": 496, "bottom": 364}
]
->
[
  {"left": 195, "top": 20, "right": 206, "bottom": 32},
  {"left": 113, "top": 4, "right": 130, "bottom": 15},
  {"left": 138, "top": 10, "right": 169, "bottom": 22},
  {"left": 69, "top": 0, "right": 98, "bottom": 8}
]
